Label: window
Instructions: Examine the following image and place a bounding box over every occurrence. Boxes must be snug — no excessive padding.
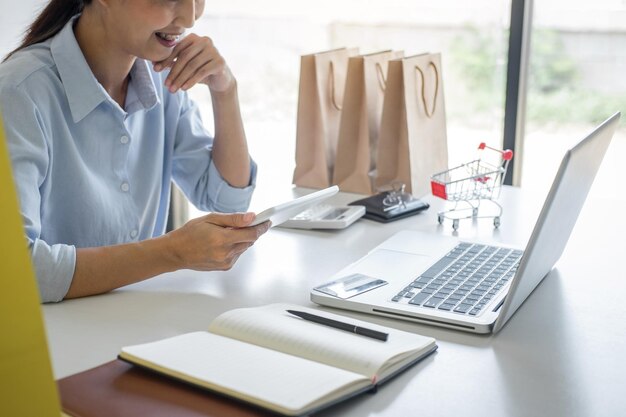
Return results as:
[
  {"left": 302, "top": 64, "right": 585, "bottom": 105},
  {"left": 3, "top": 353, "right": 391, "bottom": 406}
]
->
[
  {"left": 521, "top": 0, "right": 626, "bottom": 200},
  {"left": 187, "top": 0, "right": 513, "bottom": 216}
]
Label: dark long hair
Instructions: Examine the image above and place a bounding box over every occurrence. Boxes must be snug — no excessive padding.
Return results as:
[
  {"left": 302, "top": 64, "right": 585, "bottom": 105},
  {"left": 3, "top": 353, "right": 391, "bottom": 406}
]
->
[{"left": 4, "top": 0, "right": 90, "bottom": 61}]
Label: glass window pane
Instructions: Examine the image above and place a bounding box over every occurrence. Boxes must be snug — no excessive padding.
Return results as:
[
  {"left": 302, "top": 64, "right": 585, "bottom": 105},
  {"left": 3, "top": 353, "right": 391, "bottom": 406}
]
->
[
  {"left": 188, "top": 1, "right": 512, "bottom": 216},
  {"left": 522, "top": 1, "right": 626, "bottom": 200}
]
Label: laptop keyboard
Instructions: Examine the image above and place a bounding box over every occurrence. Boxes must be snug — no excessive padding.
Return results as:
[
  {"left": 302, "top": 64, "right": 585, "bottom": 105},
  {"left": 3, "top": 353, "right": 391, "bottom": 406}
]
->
[{"left": 391, "top": 243, "right": 523, "bottom": 316}]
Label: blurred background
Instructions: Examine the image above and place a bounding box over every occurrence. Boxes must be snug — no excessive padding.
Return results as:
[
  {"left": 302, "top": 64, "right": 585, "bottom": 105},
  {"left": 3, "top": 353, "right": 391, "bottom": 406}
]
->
[{"left": 2, "top": 0, "right": 624, "bottom": 217}]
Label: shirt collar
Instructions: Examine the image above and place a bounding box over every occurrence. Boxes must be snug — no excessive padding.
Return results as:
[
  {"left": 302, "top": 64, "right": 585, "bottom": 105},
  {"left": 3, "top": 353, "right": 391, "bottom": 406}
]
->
[
  {"left": 126, "top": 60, "right": 159, "bottom": 115},
  {"left": 51, "top": 15, "right": 159, "bottom": 123}
]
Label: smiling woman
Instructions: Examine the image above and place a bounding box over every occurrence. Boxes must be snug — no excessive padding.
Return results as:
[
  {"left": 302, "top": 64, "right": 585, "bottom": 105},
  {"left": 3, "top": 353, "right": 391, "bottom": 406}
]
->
[{"left": 0, "top": 0, "right": 269, "bottom": 303}]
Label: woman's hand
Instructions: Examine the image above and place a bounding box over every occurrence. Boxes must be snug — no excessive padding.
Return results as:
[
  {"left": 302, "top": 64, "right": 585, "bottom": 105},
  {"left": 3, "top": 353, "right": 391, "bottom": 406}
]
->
[
  {"left": 153, "top": 33, "right": 234, "bottom": 94},
  {"left": 164, "top": 212, "right": 270, "bottom": 272}
]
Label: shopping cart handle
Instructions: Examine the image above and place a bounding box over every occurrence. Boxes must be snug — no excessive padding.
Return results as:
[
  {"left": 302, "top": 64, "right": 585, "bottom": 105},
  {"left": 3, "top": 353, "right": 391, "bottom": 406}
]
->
[{"left": 478, "top": 142, "right": 514, "bottom": 160}]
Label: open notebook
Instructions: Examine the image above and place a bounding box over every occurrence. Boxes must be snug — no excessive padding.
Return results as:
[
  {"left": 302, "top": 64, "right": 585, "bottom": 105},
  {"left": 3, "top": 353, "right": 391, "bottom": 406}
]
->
[{"left": 119, "top": 303, "right": 437, "bottom": 416}]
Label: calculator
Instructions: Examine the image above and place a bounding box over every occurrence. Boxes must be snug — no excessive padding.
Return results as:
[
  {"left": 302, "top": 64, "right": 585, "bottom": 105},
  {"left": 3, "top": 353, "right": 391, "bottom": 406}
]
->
[{"left": 278, "top": 204, "right": 366, "bottom": 230}]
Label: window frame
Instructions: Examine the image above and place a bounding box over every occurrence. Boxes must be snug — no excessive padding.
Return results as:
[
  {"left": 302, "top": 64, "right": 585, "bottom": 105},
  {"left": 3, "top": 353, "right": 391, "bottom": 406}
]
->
[{"left": 503, "top": 0, "right": 533, "bottom": 185}]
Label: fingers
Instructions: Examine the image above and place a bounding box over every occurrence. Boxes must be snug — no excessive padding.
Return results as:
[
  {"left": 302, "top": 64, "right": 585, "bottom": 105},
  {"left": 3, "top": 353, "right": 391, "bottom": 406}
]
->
[
  {"left": 228, "top": 241, "right": 253, "bottom": 264},
  {"left": 202, "top": 212, "right": 271, "bottom": 242},
  {"left": 153, "top": 35, "right": 193, "bottom": 72},
  {"left": 154, "top": 34, "right": 225, "bottom": 93},
  {"left": 180, "top": 58, "right": 225, "bottom": 91},
  {"left": 165, "top": 41, "right": 206, "bottom": 90},
  {"left": 172, "top": 41, "right": 225, "bottom": 91},
  {"left": 230, "top": 222, "right": 271, "bottom": 244},
  {"left": 203, "top": 212, "right": 256, "bottom": 228},
  {"left": 204, "top": 228, "right": 265, "bottom": 271}
]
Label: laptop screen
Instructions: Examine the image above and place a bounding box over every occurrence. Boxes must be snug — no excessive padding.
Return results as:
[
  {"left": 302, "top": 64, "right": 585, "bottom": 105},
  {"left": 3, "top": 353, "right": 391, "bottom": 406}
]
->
[{"left": 493, "top": 112, "right": 620, "bottom": 333}]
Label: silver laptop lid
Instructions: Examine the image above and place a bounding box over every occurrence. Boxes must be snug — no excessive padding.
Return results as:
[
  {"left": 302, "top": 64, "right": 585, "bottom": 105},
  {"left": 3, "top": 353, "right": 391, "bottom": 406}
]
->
[{"left": 493, "top": 112, "right": 621, "bottom": 333}]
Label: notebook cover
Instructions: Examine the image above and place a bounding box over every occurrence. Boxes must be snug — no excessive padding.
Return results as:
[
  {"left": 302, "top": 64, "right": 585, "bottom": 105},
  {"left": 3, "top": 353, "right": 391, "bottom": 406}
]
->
[{"left": 58, "top": 360, "right": 272, "bottom": 417}]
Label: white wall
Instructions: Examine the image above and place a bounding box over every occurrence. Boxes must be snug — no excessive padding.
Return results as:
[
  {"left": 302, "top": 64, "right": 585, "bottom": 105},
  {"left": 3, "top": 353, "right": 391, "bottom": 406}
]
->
[{"left": 0, "top": 0, "right": 47, "bottom": 58}]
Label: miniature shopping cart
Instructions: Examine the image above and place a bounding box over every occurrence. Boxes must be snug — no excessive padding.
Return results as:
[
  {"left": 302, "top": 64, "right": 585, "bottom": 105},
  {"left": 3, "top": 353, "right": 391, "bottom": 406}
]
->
[{"left": 430, "top": 143, "right": 514, "bottom": 230}]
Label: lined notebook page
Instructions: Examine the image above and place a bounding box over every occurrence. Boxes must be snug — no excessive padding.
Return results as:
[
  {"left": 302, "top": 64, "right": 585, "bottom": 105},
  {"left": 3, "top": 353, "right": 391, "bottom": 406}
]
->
[
  {"left": 120, "top": 332, "right": 367, "bottom": 415},
  {"left": 208, "top": 303, "right": 434, "bottom": 379}
]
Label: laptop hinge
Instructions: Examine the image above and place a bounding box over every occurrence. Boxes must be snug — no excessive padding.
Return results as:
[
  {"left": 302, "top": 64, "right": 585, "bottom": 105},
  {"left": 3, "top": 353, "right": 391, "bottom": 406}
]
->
[{"left": 493, "top": 297, "right": 506, "bottom": 313}]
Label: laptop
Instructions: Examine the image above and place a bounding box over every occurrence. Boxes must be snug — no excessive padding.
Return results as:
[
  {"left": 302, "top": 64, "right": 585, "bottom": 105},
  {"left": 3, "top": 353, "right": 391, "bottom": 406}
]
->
[{"left": 311, "top": 112, "right": 621, "bottom": 334}]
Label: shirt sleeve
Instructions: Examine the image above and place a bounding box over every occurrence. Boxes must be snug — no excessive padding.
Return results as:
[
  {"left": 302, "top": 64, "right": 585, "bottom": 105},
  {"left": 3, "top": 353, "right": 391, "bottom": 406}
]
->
[
  {"left": 170, "top": 91, "right": 256, "bottom": 213},
  {"left": 0, "top": 85, "right": 76, "bottom": 303}
]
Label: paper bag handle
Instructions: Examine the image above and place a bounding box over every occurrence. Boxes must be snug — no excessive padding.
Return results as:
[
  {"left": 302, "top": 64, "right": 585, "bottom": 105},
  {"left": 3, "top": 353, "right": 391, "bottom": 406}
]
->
[
  {"left": 414, "top": 62, "right": 439, "bottom": 118},
  {"left": 375, "top": 62, "right": 387, "bottom": 91},
  {"left": 329, "top": 61, "right": 343, "bottom": 111}
]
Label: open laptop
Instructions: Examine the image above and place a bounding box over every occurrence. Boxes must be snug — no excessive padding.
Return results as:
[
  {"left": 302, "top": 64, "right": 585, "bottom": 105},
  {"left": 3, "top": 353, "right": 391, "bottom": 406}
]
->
[{"left": 312, "top": 112, "right": 621, "bottom": 334}]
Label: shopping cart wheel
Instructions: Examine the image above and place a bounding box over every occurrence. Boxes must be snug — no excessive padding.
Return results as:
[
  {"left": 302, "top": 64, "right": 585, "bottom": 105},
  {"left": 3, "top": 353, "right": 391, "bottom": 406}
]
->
[
  {"left": 494, "top": 217, "right": 501, "bottom": 228},
  {"left": 452, "top": 219, "right": 459, "bottom": 231},
  {"left": 438, "top": 214, "right": 444, "bottom": 224}
]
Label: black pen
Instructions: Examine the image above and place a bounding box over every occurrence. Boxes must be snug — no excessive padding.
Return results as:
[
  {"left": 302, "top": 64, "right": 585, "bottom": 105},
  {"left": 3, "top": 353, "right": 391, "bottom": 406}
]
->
[{"left": 287, "top": 310, "right": 388, "bottom": 342}]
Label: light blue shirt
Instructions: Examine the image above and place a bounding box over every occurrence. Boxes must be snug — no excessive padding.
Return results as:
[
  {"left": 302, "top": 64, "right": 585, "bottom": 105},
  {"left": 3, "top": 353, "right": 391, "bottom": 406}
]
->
[{"left": 0, "top": 17, "right": 256, "bottom": 303}]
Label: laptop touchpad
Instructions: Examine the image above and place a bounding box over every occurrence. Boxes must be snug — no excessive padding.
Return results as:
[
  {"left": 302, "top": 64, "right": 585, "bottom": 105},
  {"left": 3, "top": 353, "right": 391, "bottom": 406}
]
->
[{"left": 348, "top": 248, "right": 433, "bottom": 282}]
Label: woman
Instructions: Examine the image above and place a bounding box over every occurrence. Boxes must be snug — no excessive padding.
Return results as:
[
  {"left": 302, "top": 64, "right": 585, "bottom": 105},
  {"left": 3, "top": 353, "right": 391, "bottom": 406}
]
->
[{"left": 0, "top": 0, "right": 270, "bottom": 302}]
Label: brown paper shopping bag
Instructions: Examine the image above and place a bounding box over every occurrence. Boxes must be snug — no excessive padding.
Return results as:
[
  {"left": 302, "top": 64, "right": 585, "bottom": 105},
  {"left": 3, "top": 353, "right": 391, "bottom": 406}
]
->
[
  {"left": 376, "top": 53, "right": 448, "bottom": 197},
  {"left": 293, "top": 48, "right": 359, "bottom": 189},
  {"left": 333, "top": 50, "right": 404, "bottom": 194}
]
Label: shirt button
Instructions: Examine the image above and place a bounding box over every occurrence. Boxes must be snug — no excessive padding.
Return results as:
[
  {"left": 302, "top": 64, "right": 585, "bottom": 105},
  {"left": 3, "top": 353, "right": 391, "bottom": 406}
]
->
[
  {"left": 120, "top": 135, "right": 129, "bottom": 144},
  {"left": 130, "top": 229, "right": 138, "bottom": 239},
  {"left": 120, "top": 182, "right": 130, "bottom": 192}
]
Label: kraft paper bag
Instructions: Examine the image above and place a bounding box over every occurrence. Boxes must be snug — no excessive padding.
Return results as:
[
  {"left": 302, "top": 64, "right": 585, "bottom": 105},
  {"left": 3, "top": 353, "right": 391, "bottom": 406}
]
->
[
  {"left": 376, "top": 53, "right": 449, "bottom": 197},
  {"left": 333, "top": 50, "right": 404, "bottom": 194},
  {"left": 293, "top": 48, "right": 359, "bottom": 189}
]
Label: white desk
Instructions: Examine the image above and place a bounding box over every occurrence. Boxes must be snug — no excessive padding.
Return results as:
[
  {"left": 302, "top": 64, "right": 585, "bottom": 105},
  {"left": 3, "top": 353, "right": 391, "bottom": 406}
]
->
[{"left": 44, "top": 186, "right": 626, "bottom": 417}]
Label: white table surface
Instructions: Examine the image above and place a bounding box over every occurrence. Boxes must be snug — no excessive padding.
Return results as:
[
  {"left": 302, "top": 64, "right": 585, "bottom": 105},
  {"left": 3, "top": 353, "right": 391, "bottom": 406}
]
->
[{"left": 43, "top": 186, "right": 626, "bottom": 417}]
